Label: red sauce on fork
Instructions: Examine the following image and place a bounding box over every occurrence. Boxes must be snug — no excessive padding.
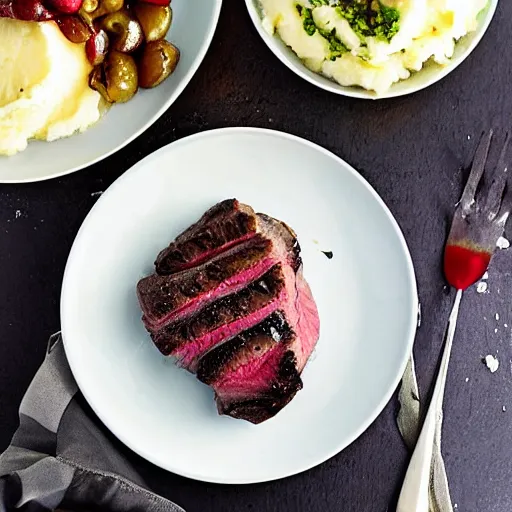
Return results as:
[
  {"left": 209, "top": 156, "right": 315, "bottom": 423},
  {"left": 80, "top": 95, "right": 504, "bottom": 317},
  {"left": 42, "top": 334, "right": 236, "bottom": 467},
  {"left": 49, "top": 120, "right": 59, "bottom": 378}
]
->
[{"left": 444, "top": 244, "right": 491, "bottom": 291}]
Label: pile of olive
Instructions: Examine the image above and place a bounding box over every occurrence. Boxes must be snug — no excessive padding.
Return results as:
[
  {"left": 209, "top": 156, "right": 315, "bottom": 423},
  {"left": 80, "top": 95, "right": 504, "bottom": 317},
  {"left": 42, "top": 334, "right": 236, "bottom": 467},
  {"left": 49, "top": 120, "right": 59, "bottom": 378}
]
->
[{"left": 56, "top": 0, "right": 180, "bottom": 103}]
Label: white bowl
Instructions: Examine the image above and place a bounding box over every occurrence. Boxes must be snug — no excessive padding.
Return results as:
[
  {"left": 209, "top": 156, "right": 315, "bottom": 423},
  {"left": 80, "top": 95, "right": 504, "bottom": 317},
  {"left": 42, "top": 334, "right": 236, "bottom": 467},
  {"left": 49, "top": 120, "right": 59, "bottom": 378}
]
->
[
  {"left": 0, "top": 0, "right": 222, "bottom": 183},
  {"left": 245, "top": 0, "right": 498, "bottom": 100}
]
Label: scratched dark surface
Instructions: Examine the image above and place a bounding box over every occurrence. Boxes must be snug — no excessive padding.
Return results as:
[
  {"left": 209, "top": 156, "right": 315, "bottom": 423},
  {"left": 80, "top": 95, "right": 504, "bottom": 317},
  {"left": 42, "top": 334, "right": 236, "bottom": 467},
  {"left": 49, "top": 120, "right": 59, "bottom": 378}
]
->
[{"left": 1, "top": 2, "right": 512, "bottom": 511}]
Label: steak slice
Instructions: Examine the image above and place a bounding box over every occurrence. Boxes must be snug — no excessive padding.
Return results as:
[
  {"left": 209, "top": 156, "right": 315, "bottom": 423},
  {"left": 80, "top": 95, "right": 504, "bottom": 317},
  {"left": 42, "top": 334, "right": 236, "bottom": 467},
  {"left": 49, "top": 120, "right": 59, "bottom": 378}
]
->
[
  {"left": 137, "top": 237, "right": 274, "bottom": 331},
  {"left": 151, "top": 264, "right": 288, "bottom": 372},
  {"left": 197, "top": 311, "right": 303, "bottom": 424},
  {"left": 155, "top": 199, "right": 258, "bottom": 275},
  {"left": 196, "top": 265, "right": 320, "bottom": 424}
]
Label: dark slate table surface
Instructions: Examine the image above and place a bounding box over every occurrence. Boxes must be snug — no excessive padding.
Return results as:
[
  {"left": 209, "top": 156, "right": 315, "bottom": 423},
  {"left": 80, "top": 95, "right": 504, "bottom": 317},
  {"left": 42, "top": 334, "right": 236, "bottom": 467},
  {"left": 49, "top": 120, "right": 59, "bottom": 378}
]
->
[{"left": 1, "top": 1, "right": 511, "bottom": 511}]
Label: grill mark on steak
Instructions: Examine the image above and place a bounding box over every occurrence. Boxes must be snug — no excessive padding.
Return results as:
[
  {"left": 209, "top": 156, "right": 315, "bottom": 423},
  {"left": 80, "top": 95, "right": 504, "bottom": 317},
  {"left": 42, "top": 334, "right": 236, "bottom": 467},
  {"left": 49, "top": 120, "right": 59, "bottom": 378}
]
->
[
  {"left": 151, "top": 264, "right": 287, "bottom": 364},
  {"left": 138, "top": 237, "right": 274, "bottom": 330},
  {"left": 155, "top": 199, "right": 258, "bottom": 275},
  {"left": 196, "top": 311, "right": 294, "bottom": 386}
]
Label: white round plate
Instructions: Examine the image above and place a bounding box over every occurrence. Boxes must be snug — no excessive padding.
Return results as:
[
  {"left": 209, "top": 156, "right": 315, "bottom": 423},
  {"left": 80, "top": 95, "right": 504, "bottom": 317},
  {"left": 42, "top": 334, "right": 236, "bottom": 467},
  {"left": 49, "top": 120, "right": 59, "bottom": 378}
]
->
[
  {"left": 0, "top": 0, "right": 222, "bottom": 183},
  {"left": 61, "top": 127, "right": 418, "bottom": 484},
  {"left": 245, "top": 0, "right": 498, "bottom": 99}
]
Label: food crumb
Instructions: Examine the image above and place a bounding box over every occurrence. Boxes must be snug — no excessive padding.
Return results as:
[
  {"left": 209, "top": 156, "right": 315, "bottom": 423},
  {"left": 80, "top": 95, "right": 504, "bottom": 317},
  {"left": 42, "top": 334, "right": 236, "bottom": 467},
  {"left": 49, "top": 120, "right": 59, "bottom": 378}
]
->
[
  {"left": 483, "top": 354, "right": 499, "bottom": 373},
  {"left": 476, "top": 281, "right": 488, "bottom": 294},
  {"left": 454, "top": 504, "right": 458, "bottom": 509},
  {"left": 321, "top": 250, "right": 334, "bottom": 259},
  {"left": 465, "top": 377, "right": 469, "bottom": 383},
  {"left": 503, "top": 406, "right": 507, "bottom": 412},
  {"left": 495, "top": 328, "right": 498, "bottom": 334},
  {"left": 496, "top": 313, "right": 500, "bottom": 321},
  {"left": 482, "top": 271, "right": 489, "bottom": 280},
  {"left": 497, "top": 236, "right": 510, "bottom": 250},
  {"left": 91, "top": 191, "right": 103, "bottom": 198},
  {"left": 15, "top": 210, "right": 21, "bottom": 219}
]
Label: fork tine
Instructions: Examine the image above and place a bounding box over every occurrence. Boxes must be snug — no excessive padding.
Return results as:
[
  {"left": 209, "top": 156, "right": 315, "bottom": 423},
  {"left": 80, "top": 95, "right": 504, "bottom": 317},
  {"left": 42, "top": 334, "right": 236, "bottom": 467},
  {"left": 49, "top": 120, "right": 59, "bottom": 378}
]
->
[
  {"left": 485, "top": 133, "right": 511, "bottom": 221},
  {"left": 461, "top": 130, "right": 493, "bottom": 214},
  {"left": 496, "top": 180, "right": 512, "bottom": 226}
]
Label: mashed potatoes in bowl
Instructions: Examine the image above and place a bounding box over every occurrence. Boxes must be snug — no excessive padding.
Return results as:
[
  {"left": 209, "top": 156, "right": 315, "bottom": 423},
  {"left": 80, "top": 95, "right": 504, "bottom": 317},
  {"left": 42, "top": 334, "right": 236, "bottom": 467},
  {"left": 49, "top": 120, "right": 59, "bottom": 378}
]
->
[{"left": 247, "top": 0, "right": 497, "bottom": 98}]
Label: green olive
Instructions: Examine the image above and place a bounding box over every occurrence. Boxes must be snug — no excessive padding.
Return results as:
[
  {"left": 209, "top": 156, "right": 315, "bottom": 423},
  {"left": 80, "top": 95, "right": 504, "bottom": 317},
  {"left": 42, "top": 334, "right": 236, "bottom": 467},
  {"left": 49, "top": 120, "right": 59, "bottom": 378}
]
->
[
  {"left": 100, "top": 10, "right": 143, "bottom": 53},
  {"left": 133, "top": 3, "right": 172, "bottom": 42},
  {"left": 81, "top": 0, "right": 98, "bottom": 12},
  {"left": 93, "top": 50, "right": 138, "bottom": 103},
  {"left": 138, "top": 40, "right": 180, "bottom": 89},
  {"left": 79, "top": 0, "right": 123, "bottom": 25}
]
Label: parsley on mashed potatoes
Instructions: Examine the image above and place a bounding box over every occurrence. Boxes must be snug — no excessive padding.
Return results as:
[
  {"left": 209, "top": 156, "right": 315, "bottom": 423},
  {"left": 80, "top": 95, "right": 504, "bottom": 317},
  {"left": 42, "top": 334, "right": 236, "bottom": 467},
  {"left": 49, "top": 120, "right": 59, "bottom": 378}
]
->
[{"left": 259, "top": 0, "right": 488, "bottom": 94}]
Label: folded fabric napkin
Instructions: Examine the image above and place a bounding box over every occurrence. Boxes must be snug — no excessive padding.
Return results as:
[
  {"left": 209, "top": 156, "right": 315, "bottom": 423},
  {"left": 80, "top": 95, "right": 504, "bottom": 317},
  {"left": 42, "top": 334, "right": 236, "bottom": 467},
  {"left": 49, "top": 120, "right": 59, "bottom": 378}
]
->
[
  {"left": 0, "top": 334, "right": 452, "bottom": 511},
  {"left": 0, "top": 333, "right": 184, "bottom": 512}
]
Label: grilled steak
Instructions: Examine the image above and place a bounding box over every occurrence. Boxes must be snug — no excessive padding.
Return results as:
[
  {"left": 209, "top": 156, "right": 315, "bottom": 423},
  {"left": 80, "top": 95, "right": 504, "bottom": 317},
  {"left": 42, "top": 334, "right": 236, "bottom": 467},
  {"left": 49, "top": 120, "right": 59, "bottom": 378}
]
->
[
  {"left": 155, "top": 199, "right": 258, "bottom": 275},
  {"left": 137, "top": 199, "right": 320, "bottom": 424}
]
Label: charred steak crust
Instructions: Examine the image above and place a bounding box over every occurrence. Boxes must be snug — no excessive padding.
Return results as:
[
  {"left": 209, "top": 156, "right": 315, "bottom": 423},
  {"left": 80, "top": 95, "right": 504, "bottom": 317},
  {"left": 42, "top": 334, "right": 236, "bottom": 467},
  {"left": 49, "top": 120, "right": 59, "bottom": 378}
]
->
[
  {"left": 217, "top": 351, "right": 303, "bottom": 424},
  {"left": 196, "top": 311, "right": 294, "bottom": 385},
  {"left": 155, "top": 199, "right": 258, "bottom": 275},
  {"left": 256, "top": 213, "right": 302, "bottom": 272},
  {"left": 137, "top": 237, "right": 272, "bottom": 328},
  {"left": 151, "top": 264, "right": 287, "bottom": 356}
]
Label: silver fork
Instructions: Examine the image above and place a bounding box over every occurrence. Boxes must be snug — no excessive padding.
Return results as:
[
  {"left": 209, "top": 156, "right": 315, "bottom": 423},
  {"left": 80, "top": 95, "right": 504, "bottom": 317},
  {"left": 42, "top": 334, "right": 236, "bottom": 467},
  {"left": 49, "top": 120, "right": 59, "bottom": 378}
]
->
[{"left": 396, "top": 131, "right": 512, "bottom": 512}]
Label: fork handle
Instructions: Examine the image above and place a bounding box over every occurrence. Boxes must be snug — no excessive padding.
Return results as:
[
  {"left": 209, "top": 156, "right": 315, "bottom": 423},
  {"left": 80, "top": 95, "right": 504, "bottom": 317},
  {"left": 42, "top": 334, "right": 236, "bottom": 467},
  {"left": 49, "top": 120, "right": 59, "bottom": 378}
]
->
[{"left": 396, "top": 289, "right": 462, "bottom": 512}]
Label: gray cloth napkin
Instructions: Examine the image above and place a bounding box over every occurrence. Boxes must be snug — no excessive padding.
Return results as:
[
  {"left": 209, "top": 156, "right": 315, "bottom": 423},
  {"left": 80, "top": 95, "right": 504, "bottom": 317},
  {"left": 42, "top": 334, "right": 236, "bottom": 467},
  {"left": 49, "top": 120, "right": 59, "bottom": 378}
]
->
[
  {"left": 397, "top": 354, "right": 453, "bottom": 512},
  {"left": 0, "top": 333, "right": 185, "bottom": 512}
]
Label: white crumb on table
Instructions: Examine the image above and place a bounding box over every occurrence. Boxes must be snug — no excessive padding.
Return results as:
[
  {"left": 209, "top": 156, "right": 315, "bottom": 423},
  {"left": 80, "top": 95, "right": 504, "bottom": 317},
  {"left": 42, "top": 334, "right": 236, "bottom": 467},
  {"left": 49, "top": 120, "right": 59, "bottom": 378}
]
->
[
  {"left": 465, "top": 377, "right": 469, "bottom": 383},
  {"left": 476, "top": 281, "right": 488, "bottom": 293},
  {"left": 497, "top": 236, "right": 510, "bottom": 250},
  {"left": 503, "top": 406, "right": 507, "bottom": 412},
  {"left": 15, "top": 210, "right": 21, "bottom": 219},
  {"left": 484, "top": 354, "right": 499, "bottom": 373},
  {"left": 454, "top": 504, "right": 458, "bottom": 509},
  {"left": 482, "top": 271, "right": 489, "bottom": 280},
  {"left": 495, "top": 328, "right": 498, "bottom": 334},
  {"left": 496, "top": 313, "right": 500, "bottom": 321}
]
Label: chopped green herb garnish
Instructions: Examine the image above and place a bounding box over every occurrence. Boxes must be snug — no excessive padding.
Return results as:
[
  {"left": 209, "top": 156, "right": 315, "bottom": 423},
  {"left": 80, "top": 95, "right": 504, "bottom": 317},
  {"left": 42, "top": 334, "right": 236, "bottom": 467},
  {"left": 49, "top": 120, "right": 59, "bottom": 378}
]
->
[
  {"left": 335, "top": 1, "right": 401, "bottom": 42},
  {"left": 318, "top": 27, "right": 349, "bottom": 60},
  {"left": 309, "top": 0, "right": 330, "bottom": 6},
  {"left": 299, "top": 6, "right": 317, "bottom": 36}
]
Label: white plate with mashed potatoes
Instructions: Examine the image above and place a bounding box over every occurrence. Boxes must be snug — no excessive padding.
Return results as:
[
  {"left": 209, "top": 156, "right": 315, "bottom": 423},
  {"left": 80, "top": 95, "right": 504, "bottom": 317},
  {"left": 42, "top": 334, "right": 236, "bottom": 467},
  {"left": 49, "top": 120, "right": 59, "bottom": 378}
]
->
[
  {"left": 0, "top": 0, "right": 222, "bottom": 183},
  {"left": 246, "top": 0, "right": 497, "bottom": 98}
]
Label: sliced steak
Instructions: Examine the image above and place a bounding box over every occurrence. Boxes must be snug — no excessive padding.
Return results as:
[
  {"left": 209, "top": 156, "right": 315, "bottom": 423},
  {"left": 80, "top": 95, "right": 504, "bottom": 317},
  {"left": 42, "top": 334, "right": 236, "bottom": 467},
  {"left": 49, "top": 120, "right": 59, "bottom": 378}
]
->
[
  {"left": 139, "top": 215, "right": 302, "bottom": 333},
  {"left": 154, "top": 200, "right": 302, "bottom": 276},
  {"left": 196, "top": 266, "right": 320, "bottom": 424},
  {"left": 196, "top": 311, "right": 303, "bottom": 424},
  {"left": 155, "top": 199, "right": 258, "bottom": 275},
  {"left": 151, "top": 264, "right": 288, "bottom": 372},
  {"left": 136, "top": 199, "right": 320, "bottom": 424},
  {"left": 138, "top": 237, "right": 274, "bottom": 331}
]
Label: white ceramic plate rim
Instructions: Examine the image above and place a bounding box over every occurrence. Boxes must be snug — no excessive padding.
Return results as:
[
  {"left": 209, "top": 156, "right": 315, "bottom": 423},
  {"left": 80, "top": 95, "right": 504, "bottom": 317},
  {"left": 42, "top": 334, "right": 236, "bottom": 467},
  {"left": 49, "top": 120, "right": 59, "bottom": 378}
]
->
[
  {"left": 2, "top": 0, "right": 223, "bottom": 185},
  {"left": 61, "top": 127, "right": 418, "bottom": 483},
  {"left": 245, "top": 0, "right": 498, "bottom": 100}
]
